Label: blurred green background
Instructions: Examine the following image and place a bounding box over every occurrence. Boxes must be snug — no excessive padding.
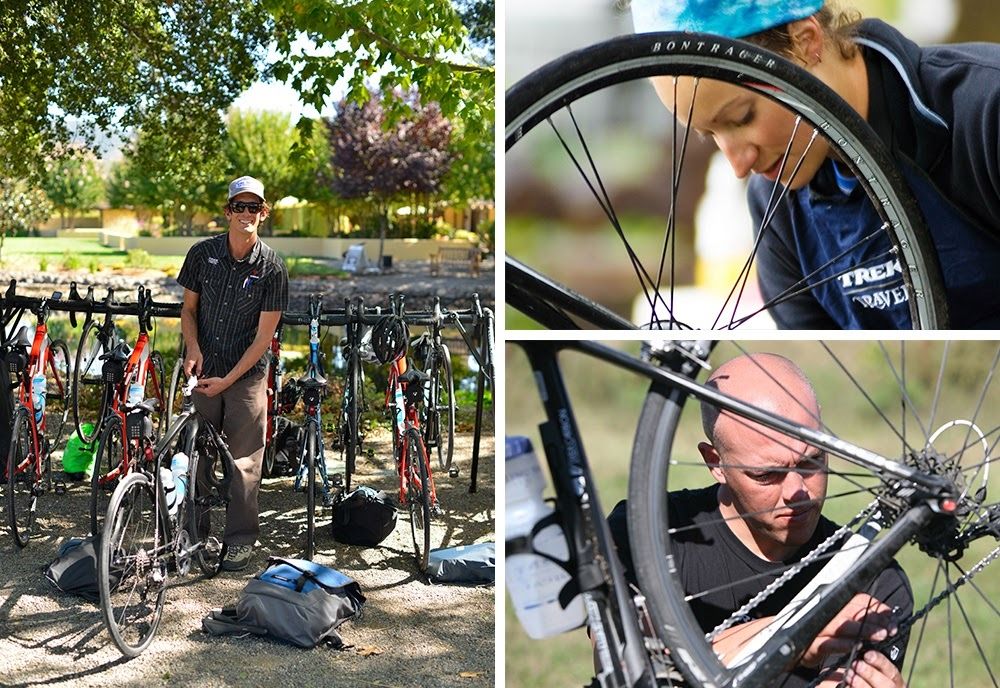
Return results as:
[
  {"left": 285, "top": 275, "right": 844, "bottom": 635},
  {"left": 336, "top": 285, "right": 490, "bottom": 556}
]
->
[{"left": 505, "top": 340, "right": 1000, "bottom": 687}]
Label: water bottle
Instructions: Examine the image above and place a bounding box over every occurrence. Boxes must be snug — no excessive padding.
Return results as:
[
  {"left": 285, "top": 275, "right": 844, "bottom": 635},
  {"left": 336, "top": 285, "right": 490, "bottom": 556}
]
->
[
  {"left": 393, "top": 383, "right": 405, "bottom": 432},
  {"left": 127, "top": 381, "right": 144, "bottom": 407},
  {"left": 31, "top": 373, "right": 46, "bottom": 424},
  {"left": 505, "top": 436, "right": 586, "bottom": 639},
  {"left": 160, "top": 467, "right": 178, "bottom": 516},
  {"left": 170, "top": 452, "right": 189, "bottom": 508}
]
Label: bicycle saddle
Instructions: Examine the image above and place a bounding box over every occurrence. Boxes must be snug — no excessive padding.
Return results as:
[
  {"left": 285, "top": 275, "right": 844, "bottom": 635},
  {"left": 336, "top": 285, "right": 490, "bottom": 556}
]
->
[
  {"left": 99, "top": 340, "right": 131, "bottom": 362},
  {"left": 130, "top": 397, "right": 160, "bottom": 414},
  {"left": 399, "top": 366, "right": 429, "bottom": 386},
  {"left": 300, "top": 374, "right": 328, "bottom": 388},
  {"left": 11, "top": 325, "right": 30, "bottom": 348}
]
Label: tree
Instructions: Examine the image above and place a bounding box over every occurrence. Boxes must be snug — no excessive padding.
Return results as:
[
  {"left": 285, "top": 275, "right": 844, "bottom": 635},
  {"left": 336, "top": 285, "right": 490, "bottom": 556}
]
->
[
  {"left": 263, "top": 0, "right": 493, "bottom": 172},
  {"left": 324, "top": 93, "right": 454, "bottom": 258},
  {"left": 0, "top": 1, "right": 273, "bottom": 180},
  {"left": 41, "top": 152, "right": 104, "bottom": 230},
  {"left": 0, "top": 177, "right": 52, "bottom": 263},
  {"left": 455, "top": 0, "right": 495, "bottom": 58},
  {"left": 223, "top": 110, "right": 330, "bottom": 234}
]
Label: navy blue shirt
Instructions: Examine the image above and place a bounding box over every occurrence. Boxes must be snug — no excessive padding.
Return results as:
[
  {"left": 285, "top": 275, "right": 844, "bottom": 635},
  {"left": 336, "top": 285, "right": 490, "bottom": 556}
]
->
[{"left": 753, "top": 20, "right": 1000, "bottom": 329}]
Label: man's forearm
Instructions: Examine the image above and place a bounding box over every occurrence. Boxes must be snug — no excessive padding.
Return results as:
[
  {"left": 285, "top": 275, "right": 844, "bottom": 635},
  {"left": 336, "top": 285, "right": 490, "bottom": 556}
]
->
[
  {"left": 181, "top": 308, "right": 200, "bottom": 356},
  {"left": 223, "top": 330, "right": 272, "bottom": 383}
]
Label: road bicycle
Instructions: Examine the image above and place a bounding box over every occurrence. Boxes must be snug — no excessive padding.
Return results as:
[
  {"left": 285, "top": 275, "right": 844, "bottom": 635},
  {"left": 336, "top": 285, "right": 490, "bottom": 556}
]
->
[
  {"left": 80, "top": 286, "right": 167, "bottom": 536},
  {"left": 376, "top": 308, "right": 439, "bottom": 572},
  {"left": 98, "top": 374, "right": 232, "bottom": 657},
  {"left": 506, "top": 338, "right": 1000, "bottom": 687},
  {"left": 506, "top": 30, "right": 948, "bottom": 329},
  {"left": 2, "top": 291, "right": 72, "bottom": 547},
  {"left": 410, "top": 297, "right": 457, "bottom": 475},
  {"left": 289, "top": 293, "right": 336, "bottom": 560},
  {"left": 262, "top": 322, "right": 299, "bottom": 478}
]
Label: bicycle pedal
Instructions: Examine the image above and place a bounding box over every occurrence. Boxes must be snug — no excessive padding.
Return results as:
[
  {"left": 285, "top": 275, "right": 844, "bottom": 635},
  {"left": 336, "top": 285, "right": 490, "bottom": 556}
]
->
[
  {"left": 53, "top": 481, "right": 67, "bottom": 495},
  {"left": 448, "top": 467, "right": 460, "bottom": 479}
]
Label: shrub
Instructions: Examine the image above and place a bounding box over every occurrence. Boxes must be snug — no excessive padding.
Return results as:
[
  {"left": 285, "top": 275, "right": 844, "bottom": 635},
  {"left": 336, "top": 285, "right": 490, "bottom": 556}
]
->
[
  {"left": 125, "top": 249, "right": 153, "bottom": 269},
  {"left": 88, "top": 258, "right": 101, "bottom": 273},
  {"left": 63, "top": 251, "right": 82, "bottom": 270},
  {"left": 38, "top": 255, "right": 49, "bottom": 272}
]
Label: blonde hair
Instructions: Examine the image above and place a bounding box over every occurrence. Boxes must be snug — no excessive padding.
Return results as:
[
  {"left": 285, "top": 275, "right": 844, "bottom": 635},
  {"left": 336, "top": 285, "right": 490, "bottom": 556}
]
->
[{"left": 744, "top": 3, "right": 863, "bottom": 60}]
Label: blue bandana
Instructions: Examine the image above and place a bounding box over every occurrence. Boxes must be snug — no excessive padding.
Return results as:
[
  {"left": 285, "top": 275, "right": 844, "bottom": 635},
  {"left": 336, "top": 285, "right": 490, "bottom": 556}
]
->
[{"left": 631, "top": 0, "right": 824, "bottom": 38}]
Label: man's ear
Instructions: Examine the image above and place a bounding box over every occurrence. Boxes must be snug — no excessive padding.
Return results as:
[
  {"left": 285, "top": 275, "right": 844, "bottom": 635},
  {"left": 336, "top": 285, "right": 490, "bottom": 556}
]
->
[
  {"left": 698, "top": 441, "right": 726, "bottom": 484},
  {"left": 786, "top": 16, "right": 825, "bottom": 67}
]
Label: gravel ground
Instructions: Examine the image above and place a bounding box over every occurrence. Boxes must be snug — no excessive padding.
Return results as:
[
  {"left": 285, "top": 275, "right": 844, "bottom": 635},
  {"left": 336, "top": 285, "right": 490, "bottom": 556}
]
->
[{"left": 0, "top": 429, "right": 495, "bottom": 688}]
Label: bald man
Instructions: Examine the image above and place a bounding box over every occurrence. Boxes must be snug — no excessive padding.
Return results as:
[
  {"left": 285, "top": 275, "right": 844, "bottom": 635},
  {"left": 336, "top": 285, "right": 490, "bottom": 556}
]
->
[{"left": 606, "top": 353, "right": 912, "bottom": 688}]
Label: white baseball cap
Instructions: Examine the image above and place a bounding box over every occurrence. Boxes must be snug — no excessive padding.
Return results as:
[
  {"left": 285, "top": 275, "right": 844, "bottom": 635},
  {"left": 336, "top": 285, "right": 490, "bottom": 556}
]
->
[{"left": 228, "top": 175, "right": 265, "bottom": 201}]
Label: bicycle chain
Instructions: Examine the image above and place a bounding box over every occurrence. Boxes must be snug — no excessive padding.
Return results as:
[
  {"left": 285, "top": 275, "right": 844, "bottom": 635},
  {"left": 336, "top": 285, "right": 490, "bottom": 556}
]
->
[{"left": 706, "top": 500, "right": 879, "bottom": 641}]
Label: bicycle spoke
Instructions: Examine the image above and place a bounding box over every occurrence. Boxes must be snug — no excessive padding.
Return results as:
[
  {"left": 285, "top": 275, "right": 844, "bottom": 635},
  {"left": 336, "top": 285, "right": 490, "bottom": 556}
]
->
[
  {"left": 906, "top": 558, "right": 943, "bottom": 687},
  {"left": 877, "top": 342, "right": 930, "bottom": 445},
  {"left": 949, "top": 572, "right": 999, "bottom": 688}
]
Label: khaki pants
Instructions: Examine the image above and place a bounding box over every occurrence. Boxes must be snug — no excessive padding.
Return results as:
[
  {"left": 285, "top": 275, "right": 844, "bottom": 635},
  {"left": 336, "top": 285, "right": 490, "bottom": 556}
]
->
[{"left": 193, "top": 371, "right": 267, "bottom": 546}]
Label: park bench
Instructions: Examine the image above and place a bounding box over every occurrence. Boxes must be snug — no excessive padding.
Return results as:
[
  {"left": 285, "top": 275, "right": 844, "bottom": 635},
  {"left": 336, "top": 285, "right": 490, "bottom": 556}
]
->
[{"left": 429, "top": 246, "right": 481, "bottom": 277}]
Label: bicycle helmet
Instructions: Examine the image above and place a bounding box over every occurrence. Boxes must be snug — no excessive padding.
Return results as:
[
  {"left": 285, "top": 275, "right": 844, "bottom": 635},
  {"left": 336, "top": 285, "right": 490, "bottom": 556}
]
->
[{"left": 371, "top": 315, "right": 409, "bottom": 364}]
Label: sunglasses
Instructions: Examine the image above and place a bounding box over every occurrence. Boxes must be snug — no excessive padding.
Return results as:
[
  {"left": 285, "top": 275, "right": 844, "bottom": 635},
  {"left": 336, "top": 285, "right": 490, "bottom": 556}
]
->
[{"left": 229, "top": 201, "right": 263, "bottom": 214}]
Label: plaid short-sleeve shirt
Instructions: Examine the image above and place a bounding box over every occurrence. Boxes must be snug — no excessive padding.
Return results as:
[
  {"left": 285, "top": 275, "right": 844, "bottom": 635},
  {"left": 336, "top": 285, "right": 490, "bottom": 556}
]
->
[{"left": 177, "top": 233, "right": 288, "bottom": 380}]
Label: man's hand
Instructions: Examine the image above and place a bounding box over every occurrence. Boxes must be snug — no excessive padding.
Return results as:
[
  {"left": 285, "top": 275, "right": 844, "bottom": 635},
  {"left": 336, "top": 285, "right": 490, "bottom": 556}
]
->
[
  {"left": 194, "top": 376, "right": 229, "bottom": 398},
  {"left": 818, "top": 650, "right": 905, "bottom": 688},
  {"left": 802, "top": 594, "right": 898, "bottom": 667},
  {"left": 184, "top": 348, "right": 204, "bottom": 377}
]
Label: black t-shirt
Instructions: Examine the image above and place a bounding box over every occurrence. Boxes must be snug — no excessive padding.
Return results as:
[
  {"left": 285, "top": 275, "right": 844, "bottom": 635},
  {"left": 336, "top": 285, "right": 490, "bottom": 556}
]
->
[{"left": 607, "top": 485, "right": 912, "bottom": 687}]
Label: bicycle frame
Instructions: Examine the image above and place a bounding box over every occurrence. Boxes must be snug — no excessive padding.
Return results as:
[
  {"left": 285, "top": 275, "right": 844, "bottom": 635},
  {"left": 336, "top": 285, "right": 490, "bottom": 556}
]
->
[
  {"left": 292, "top": 295, "right": 333, "bottom": 505},
  {"left": 387, "top": 357, "right": 439, "bottom": 509},
  {"left": 513, "top": 339, "right": 956, "bottom": 687}
]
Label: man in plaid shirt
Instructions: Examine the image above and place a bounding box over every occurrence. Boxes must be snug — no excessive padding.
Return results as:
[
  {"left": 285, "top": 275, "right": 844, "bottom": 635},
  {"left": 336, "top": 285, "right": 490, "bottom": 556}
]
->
[{"left": 177, "top": 175, "right": 288, "bottom": 571}]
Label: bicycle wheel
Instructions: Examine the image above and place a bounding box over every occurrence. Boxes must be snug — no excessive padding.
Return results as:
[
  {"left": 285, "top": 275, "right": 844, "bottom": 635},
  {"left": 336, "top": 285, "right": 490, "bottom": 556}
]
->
[
  {"left": 73, "top": 320, "right": 110, "bottom": 443},
  {"left": 507, "top": 32, "right": 947, "bottom": 329},
  {"left": 342, "top": 353, "right": 363, "bottom": 492},
  {"left": 45, "top": 339, "right": 71, "bottom": 450},
  {"left": 625, "top": 340, "right": 1000, "bottom": 687},
  {"left": 183, "top": 419, "right": 223, "bottom": 577},
  {"left": 99, "top": 470, "right": 169, "bottom": 658},
  {"left": 405, "top": 427, "right": 432, "bottom": 572},
  {"left": 90, "top": 415, "right": 125, "bottom": 537},
  {"left": 165, "top": 345, "right": 185, "bottom": 431},
  {"left": 146, "top": 351, "right": 166, "bottom": 435},
  {"left": 7, "top": 408, "right": 35, "bottom": 548},
  {"left": 424, "top": 344, "right": 456, "bottom": 472},
  {"left": 305, "top": 422, "right": 317, "bottom": 560}
]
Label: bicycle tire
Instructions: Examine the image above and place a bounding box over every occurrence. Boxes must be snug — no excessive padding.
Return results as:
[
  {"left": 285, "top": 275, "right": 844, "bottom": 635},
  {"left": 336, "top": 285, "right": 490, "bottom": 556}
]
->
[
  {"left": 184, "top": 418, "right": 223, "bottom": 577},
  {"left": 506, "top": 32, "right": 948, "bottom": 329},
  {"left": 340, "top": 352, "right": 363, "bottom": 492},
  {"left": 305, "top": 421, "right": 317, "bottom": 560},
  {"left": 624, "top": 341, "right": 1000, "bottom": 687},
  {"left": 72, "top": 320, "right": 109, "bottom": 443},
  {"left": 165, "top": 344, "right": 185, "bottom": 432},
  {"left": 430, "top": 344, "right": 456, "bottom": 472},
  {"left": 98, "top": 470, "right": 168, "bottom": 658},
  {"left": 7, "top": 408, "right": 35, "bottom": 548},
  {"left": 90, "top": 415, "right": 126, "bottom": 537},
  {"left": 405, "top": 426, "right": 432, "bottom": 572},
  {"left": 147, "top": 350, "right": 166, "bottom": 436},
  {"left": 45, "top": 339, "right": 71, "bottom": 450}
]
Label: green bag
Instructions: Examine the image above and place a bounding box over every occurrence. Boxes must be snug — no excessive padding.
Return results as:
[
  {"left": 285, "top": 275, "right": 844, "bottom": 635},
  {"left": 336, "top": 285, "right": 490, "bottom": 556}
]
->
[{"left": 62, "top": 426, "right": 97, "bottom": 478}]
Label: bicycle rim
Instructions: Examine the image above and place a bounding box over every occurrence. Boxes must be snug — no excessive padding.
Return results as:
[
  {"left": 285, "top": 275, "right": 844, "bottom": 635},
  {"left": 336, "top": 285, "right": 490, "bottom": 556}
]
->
[
  {"left": 45, "top": 339, "right": 70, "bottom": 449},
  {"left": 506, "top": 33, "right": 947, "bottom": 330},
  {"left": 7, "top": 409, "right": 35, "bottom": 548},
  {"left": 73, "top": 320, "right": 107, "bottom": 443},
  {"left": 345, "top": 356, "right": 362, "bottom": 492},
  {"left": 406, "top": 427, "right": 432, "bottom": 572},
  {"left": 185, "top": 420, "right": 221, "bottom": 577},
  {"left": 99, "top": 471, "right": 168, "bottom": 658},
  {"left": 627, "top": 340, "right": 1000, "bottom": 687},
  {"left": 165, "top": 353, "right": 183, "bottom": 432},
  {"left": 439, "top": 345, "right": 455, "bottom": 472},
  {"left": 91, "top": 416, "right": 125, "bottom": 537},
  {"left": 147, "top": 351, "right": 166, "bottom": 436}
]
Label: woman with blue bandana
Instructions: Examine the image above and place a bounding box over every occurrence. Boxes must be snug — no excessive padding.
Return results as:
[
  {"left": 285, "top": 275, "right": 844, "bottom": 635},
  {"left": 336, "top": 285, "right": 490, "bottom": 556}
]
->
[{"left": 629, "top": 0, "right": 1000, "bottom": 329}]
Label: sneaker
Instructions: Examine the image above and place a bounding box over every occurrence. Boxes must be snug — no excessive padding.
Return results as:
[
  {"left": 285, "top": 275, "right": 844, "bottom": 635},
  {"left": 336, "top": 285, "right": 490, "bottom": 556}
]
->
[{"left": 221, "top": 543, "right": 255, "bottom": 572}]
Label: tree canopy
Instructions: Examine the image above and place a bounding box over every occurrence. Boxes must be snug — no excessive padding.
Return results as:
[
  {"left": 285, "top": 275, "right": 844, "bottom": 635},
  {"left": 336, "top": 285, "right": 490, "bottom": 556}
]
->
[{"left": 41, "top": 153, "right": 104, "bottom": 230}]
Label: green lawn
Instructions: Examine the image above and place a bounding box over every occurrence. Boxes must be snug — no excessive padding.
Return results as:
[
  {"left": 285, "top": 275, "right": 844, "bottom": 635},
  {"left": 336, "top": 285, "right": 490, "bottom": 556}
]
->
[
  {"left": 505, "top": 340, "right": 1000, "bottom": 688},
  {"left": 0, "top": 236, "right": 183, "bottom": 272}
]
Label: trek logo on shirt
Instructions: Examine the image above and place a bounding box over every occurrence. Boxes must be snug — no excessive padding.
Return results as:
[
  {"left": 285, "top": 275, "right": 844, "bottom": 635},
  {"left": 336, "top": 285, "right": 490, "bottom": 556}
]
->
[{"left": 838, "top": 257, "right": 909, "bottom": 311}]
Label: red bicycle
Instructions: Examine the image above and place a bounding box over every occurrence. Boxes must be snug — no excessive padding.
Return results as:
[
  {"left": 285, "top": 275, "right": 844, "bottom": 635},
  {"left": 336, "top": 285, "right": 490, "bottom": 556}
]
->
[
  {"left": 4, "top": 292, "right": 71, "bottom": 547},
  {"left": 374, "top": 312, "right": 440, "bottom": 571},
  {"left": 81, "top": 286, "right": 166, "bottom": 536}
]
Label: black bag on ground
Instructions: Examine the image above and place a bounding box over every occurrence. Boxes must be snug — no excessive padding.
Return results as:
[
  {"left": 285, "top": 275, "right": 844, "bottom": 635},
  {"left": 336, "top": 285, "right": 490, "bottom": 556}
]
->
[
  {"left": 271, "top": 417, "right": 303, "bottom": 474},
  {"left": 426, "top": 542, "right": 495, "bottom": 584},
  {"left": 202, "top": 556, "right": 365, "bottom": 649},
  {"left": 44, "top": 535, "right": 120, "bottom": 602},
  {"left": 330, "top": 485, "right": 397, "bottom": 546}
]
